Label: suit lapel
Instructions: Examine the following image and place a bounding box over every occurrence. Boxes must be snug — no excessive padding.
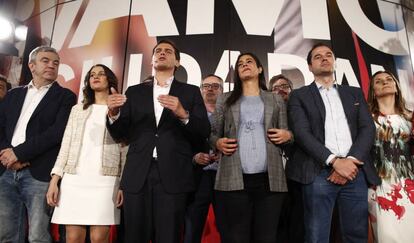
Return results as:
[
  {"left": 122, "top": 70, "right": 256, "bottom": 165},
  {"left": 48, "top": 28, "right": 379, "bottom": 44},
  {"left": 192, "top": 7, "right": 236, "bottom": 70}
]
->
[
  {"left": 260, "top": 91, "right": 273, "bottom": 131},
  {"left": 143, "top": 79, "right": 156, "bottom": 128},
  {"left": 30, "top": 82, "right": 58, "bottom": 120},
  {"left": 158, "top": 79, "right": 178, "bottom": 127},
  {"left": 231, "top": 98, "right": 241, "bottom": 135},
  {"left": 310, "top": 82, "right": 326, "bottom": 122},
  {"left": 337, "top": 86, "right": 352, "bottom": 121},
  {"left": 10, "top": 87, "right": 29, "bottom": 133}
]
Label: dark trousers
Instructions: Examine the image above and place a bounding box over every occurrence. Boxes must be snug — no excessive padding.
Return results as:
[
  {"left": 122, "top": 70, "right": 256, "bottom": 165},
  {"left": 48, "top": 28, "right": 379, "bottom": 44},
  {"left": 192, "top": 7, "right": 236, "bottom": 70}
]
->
[
  {"left": 277, "top": 179, "right": 305, "bottom": 243},
  {"left": 302, "top": 168, "right": 368, "bottom": 243},
  {"left": 215, "top": 173, "right": 287, "bottom": 243},
  {"left": 122, "top": 161, "right": 188, "bottom": 243},
  {"left": 184, "top": 170, "right": 223, "bottom": 243}
]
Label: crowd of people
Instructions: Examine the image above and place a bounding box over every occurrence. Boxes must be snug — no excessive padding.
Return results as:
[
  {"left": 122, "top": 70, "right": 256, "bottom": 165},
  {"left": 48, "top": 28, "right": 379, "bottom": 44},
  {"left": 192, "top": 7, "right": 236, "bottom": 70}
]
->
[{"left": 0, "top": 40, "right": 413, "bottom": 243}]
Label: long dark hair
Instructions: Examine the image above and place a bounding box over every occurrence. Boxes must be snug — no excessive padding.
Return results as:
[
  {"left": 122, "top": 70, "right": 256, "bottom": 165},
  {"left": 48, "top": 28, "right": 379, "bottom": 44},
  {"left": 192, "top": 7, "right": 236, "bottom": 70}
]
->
[
  {"left": 82, "top": 64, "right": 119, "bottom": 110},
  {"left": 225, "top": 53, "right": 267, "bottom": 107},
  {"left": 368, "top": 70, "right": 411, "bottom": 121}
]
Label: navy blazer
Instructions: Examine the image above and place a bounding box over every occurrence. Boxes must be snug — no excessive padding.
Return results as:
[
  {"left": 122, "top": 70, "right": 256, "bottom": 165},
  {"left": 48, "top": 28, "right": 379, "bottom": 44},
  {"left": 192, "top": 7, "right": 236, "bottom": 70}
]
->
[
  {"left": 0, "top": 82, "right": 76, "bottom": 182},
  {"left": 286, "top": 82, "right": 380, "bottom": 186},
  {"left": 107, "top": 79, "right": 210, "bottom": 194}
]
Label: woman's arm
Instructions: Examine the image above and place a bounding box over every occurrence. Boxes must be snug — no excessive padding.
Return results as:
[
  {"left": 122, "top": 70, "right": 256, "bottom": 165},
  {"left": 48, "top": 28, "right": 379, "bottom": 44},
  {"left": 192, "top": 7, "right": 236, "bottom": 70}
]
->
[{"left": 46, "top": 174, "right": 61, "bottom": 207}]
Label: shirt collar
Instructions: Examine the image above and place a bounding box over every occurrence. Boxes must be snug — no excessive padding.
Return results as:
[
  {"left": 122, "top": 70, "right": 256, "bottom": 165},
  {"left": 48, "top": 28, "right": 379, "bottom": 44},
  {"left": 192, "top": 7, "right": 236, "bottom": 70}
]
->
[
  {"left": 27, "top": 80, "right": 54, "bottom": 90},
  {"left": 154, "top": 76, "right": 174, "bottom": 88},
  {"left": 316, "top": 81, "right": 337, "bottom": 91}
]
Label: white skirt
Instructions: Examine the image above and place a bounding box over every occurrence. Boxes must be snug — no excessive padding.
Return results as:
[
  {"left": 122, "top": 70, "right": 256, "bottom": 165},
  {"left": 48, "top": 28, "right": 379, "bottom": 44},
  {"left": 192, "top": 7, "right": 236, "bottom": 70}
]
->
[
  {"left": 51, "top": 172, "right": 120, "bottom": 225},
  {"left": 51, "top": 105, "right": 120, "bottom": 225}
]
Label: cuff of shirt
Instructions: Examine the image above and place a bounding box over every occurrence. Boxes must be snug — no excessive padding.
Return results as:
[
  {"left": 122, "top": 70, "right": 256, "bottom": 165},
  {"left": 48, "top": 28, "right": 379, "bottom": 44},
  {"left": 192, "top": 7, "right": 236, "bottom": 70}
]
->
[
  {"left": 108, "top": 112, "right": 120, "bottom": 124},
  {"left": 179, "top": 110, "right": 189, "bottom": 125},
  {"left": 326, "top": 154, "right": 336, "bottom": 166}
]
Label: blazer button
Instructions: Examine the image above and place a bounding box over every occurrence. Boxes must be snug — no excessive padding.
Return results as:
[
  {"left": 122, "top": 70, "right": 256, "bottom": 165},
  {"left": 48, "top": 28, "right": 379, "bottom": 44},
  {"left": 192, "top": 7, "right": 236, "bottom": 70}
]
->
[{"left": 155, "top": 134, "right": 159, "bottom": 137}]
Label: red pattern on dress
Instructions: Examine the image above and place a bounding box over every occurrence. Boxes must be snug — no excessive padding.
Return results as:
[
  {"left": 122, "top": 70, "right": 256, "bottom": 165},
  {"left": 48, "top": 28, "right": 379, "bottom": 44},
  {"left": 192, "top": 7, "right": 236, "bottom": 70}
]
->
[{"left": 377, "top": 183, "right": 405, "bottom": 220}]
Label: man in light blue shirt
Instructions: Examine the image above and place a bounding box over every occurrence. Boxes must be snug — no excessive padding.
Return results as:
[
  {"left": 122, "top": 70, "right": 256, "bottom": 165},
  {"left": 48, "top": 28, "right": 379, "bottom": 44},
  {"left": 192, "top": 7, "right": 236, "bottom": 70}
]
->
[{"left": 287, "top": 43, "right": 380, "bottom": 243}]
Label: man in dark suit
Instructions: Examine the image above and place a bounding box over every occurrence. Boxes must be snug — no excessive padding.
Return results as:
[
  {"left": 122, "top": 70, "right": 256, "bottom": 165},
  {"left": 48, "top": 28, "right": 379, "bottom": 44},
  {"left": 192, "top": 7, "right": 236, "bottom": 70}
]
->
[
  {"left": 107, "top": 40, "right": 210, "bottom": 243},
  {"left": 269, "top": 74, "right": 305, "bottom": 243},
  {"left": 287, "top": 43, "right": 380, "bottom": 243},
  {"left": 184, "top": 74, "right": 223, "bottom": 243},
  {"left": 0, "top": 46, "right": 76, "bottom": 242}
]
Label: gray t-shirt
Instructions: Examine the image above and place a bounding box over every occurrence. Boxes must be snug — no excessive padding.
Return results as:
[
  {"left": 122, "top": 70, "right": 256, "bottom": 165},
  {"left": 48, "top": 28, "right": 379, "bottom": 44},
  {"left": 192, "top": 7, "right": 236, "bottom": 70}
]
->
[{"left": 238, "top": 96, "right": 267, "bottom": 174}]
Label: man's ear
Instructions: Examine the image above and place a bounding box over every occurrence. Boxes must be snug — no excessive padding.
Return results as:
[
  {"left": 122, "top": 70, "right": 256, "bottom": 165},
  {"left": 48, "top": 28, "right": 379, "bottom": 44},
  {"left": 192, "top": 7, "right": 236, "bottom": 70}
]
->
[{"left": 28, "top": 62, "right": 35, "bottom": 73}]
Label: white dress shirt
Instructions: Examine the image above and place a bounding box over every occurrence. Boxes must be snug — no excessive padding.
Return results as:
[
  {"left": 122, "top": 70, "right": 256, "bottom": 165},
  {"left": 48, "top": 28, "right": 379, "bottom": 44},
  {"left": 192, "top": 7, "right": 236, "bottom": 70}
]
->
[
  {"left": 316, "top": 82, "right": 353, "bottom": 165},
  {"left": 12, "top": 81, "right": 53, "bottom": 147},
  {"left": 152, "top": 76, "right": 174, "bottom": 158},
  {"left": 109, "top": 76, "right": 189, "bottom": 159}
]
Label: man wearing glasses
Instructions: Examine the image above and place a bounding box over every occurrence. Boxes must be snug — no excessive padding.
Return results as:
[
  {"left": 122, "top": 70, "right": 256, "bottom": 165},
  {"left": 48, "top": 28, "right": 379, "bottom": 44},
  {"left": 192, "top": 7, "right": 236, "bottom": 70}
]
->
[
  {"left": 269, "top": 74, "right": 293, "bottom": 102},
  {"left": 184, "top": 74, "right": 224, "bottom": 243},
  {"left": 269, "top": 74, "right": 305, "bottom": 243}
]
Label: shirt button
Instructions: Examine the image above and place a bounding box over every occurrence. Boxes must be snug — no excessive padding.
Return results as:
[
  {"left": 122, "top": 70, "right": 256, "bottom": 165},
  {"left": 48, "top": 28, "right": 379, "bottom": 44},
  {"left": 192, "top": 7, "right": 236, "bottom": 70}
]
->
[{"left": 155, "top": 134, "right": 159, "bottom": 137}]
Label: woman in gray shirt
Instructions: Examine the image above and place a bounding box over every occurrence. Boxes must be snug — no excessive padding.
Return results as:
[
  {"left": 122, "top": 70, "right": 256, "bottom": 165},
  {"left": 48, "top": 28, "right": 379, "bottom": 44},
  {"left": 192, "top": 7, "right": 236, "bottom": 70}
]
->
[{"left": 210, "top": 52, "right": 292, "bottom": 243}]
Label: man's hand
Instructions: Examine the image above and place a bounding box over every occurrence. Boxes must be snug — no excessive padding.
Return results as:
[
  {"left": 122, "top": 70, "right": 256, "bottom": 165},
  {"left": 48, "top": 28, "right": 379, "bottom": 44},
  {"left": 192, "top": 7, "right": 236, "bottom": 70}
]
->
[
  {"left": 332, "top": 158, "right": 363, "bottom": 181},
  {"left": 327, "top": 170, "right": 347, "bottom": 185},
  {"left": 157, "top": 95, "right": 188, "bottom": 119},
  {"left": 0, "top": 148, "right": 18, "bottom": 168},
  {"left": 194, "top": 153, "right": 211, "bottom": 165},
  {"left": 267, "top": 128, "right": 292, "bottom": 144},
  {"left": 209, "top": 153, "right": 219, "bottom": 162},
  {"left": 107, "top": 87, "right": 127, "bottom": 118},
  {"left": 9, "top": 161, "right": 30, "bottom": 171},
  {"left": 216, "top": 138, "right": 237, "bottom": 156}
]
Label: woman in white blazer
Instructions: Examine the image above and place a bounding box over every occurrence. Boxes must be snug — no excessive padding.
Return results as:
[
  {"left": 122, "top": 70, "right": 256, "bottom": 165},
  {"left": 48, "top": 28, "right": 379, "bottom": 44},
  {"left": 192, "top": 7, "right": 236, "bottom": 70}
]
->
[{"left": 46, "top": 64, "right": 125, "bottom": 243}]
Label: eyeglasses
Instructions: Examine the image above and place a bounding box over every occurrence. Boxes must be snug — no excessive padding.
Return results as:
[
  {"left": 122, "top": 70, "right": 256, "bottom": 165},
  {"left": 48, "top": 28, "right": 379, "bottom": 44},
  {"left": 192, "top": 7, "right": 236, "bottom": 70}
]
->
[
  {"left": 90, "top": 72, "right": 106, "bottom": 78},
  {"left": 202, "top": 83, "right": 221, "bottom": 90},
  {"left": 272, "top": 84, "right": 291, "bottom": 91}
]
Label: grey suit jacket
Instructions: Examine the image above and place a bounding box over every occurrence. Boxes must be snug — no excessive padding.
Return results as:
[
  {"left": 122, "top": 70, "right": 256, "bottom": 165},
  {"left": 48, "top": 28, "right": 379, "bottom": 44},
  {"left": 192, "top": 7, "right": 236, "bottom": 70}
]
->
[{"left": 210, "top": 90, "right": 288, "bottom": 192}]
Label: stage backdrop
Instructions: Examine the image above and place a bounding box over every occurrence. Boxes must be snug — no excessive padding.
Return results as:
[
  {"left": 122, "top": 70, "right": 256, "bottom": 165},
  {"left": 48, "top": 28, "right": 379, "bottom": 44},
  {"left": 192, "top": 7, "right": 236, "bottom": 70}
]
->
[
  {"left": 8, "top": 0, "right": 413, "bottom": 109},
  {"left": 2, "top": 0, "right": 413, "bottom": 242}
]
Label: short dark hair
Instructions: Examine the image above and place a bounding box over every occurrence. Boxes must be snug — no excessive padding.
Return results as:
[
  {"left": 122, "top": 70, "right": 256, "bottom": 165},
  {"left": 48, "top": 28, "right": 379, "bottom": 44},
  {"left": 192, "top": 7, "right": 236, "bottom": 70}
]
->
[
  {"left": 152, "top": 39, "right": 180, "bottom": 61},
  {"left": 268, "top": 74, "right": 293, "bottom": 90},
  {"left": 201, "top": 74, "right": 223, "bottom": 87},
  {"left": 306, "top": 42, "right": 334, "bottom": 65}
]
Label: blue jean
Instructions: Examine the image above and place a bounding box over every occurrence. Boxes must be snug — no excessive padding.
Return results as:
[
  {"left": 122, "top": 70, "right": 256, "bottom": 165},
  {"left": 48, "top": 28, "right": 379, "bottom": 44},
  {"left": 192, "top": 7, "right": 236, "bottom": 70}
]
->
[
  {"left": 0, "top": 168, "right": 52, "bottom": 243},
  {"left": 302, "top": 168, "right": 368, "bottom": 243}
]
